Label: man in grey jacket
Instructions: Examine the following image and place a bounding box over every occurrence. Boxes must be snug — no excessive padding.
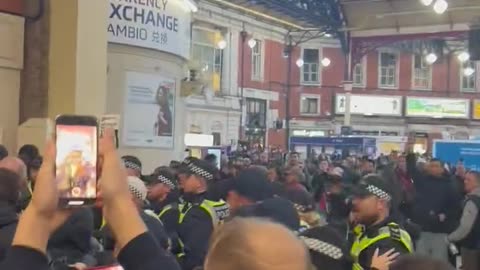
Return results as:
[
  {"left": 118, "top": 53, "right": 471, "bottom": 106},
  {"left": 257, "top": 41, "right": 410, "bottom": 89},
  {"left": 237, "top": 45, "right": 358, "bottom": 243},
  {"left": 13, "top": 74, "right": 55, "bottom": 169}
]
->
[{"left": 447, "top": 171, "right": 480, "bottom": 270}]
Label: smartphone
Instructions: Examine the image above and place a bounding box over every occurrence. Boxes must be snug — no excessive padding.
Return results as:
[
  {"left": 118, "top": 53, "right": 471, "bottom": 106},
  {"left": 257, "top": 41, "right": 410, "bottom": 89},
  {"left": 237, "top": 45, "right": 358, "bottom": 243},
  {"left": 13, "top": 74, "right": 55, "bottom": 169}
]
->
[{"left": 55, "top": 115, "right": 98, "bottom": 207}]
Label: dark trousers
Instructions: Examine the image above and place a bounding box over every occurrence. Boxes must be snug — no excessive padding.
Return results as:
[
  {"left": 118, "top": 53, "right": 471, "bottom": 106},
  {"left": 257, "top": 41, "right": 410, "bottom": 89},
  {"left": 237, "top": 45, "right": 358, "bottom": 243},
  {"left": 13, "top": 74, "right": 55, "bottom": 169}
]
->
[{"left": 461, "top": 248, "right": 480, "bottom": 270}]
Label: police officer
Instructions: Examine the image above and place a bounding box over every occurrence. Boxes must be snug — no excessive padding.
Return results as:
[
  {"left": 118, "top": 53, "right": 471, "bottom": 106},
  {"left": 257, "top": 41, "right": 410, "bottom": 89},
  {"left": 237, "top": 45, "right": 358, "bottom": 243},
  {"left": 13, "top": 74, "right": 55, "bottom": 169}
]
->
[
  {"left": 174, "top": 159, "right": 229, "bottom": 270},
  {"left": 350, "top": 174, "right": 413, "bottom": 270}
]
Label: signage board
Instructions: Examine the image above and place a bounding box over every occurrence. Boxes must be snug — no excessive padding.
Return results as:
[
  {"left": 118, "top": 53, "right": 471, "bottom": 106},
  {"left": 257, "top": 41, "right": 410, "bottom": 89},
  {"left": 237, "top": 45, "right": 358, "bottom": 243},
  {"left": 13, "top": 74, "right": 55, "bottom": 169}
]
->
[
  {"left": 474, "top": 100, "right": 480, "bottom": 120},
  {"left": 406, "top": 97, "right": 470, "bottom": 118},
  {"left": 107, "top": 0, "right": 192, "bottom": 59},
  {"left": 335, "top": 94, "right": 402, "bottom": 116},
  {"left": 433, "top": 140, "right": 480, "bottom": 171}
]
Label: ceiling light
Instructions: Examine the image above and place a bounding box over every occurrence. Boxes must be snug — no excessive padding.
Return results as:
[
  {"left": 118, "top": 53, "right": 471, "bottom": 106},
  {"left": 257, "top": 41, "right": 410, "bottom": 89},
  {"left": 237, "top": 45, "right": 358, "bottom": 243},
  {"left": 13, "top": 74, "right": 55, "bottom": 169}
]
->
[
  {"left": 463, "top": 67, "right": 475, "bottom": 77},
  {"left": 425, "top": 53, "right": 438, "bottom": 64},
  {"left": 325, "top": 33, "right": 332, "bottom": 38},
  {"left": 321, "top": 57, "right": 331, "bottom": 67},
  {"left": 420, "top": 0, "right": 433, "bottom": 6},
  {"left": 457, "top": 52, "right": 470, "bottom": 62},
  {"left": 217, "top": 39, "right": 227, "bottom": 49},
  {"left": 184, "top": 0, "right": 198, "bottom": 12},
  {"left": 248, "top": 38, "right": 257, "bottom": 49},
  {"left": 433, "top": 0, "right": 448, "bottom": 14},
  {"left": 296, "top": 59, "right": 304, "bottom": 67}
]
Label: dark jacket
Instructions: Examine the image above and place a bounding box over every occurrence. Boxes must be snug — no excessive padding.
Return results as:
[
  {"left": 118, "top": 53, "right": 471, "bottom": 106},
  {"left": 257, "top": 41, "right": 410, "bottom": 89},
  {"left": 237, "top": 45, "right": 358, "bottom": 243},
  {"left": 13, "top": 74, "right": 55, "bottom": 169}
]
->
[
  {"left": 48, "top": 208, "right": 94, "bottom": 266},
  {"left": 357, "top": 217, "right": 411, "bottom": 269},
  {"left": 407, "top": 154, "right": 458, "bottom": 233},
  {"left": 0, "top": 233, "right": 181, "bottom": 270},
  {"left": 0, "top": 205, "right": 18, "bottom": 262},
  {"left": 177, "top": 193, "right": 215, "bottom": 270}
]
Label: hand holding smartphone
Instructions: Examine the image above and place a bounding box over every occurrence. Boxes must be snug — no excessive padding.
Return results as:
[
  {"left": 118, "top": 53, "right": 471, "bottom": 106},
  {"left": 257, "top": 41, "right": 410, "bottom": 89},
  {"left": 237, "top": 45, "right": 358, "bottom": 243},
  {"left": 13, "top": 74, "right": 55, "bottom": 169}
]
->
[{"left": 55, "top": 115, "right": 98, "bottom": 207}]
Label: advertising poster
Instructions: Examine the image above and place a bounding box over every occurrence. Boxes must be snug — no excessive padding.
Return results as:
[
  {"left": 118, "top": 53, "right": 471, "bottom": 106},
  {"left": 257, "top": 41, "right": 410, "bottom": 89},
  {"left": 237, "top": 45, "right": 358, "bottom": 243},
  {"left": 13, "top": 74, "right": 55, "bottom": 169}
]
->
[
  {"left": 107, "top": 0, "right": 192, "bottom": 59},
  {"left": 433, "top": 140, "right": 480, "bottom": 171},
  {"left": 335, "top": 94, "right": 402, "bottom": 116},
  {"left": 406, "top": 97, "right": 469, "bottom": 118},
  {"left": 123, "top": 72, "right": 175, "bottom": 149},
  {"left": 474, "top": 100, "right": 480, "bottom": 120}
]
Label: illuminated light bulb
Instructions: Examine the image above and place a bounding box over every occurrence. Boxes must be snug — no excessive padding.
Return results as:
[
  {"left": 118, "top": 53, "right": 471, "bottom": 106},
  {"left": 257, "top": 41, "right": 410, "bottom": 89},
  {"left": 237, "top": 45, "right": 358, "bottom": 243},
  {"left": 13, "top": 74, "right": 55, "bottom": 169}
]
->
[
  {"left": 420, "top": 0, "right": 433, "bottom": 6},
  {"left": 433, "top": 0, "right": 448, "bottom": 14},
  {"left": 248, "top": 38, "right": 257, "bottom": 49},
  {"left": 321, "top": 57, "right": 331, "bottom": 67},
  {"left": 463, "top": 67, "right": 475, "bottom": 77},
  {"left": 457, "top": 52, "right": 470, "bottom": 62},
  {"left": 425, "top": 53, "right": 438, "bottom": 64},
  {"left": 217, "top": 39, "right": 227, "bottom": 49},
  {"left": 296, "top": 58, "right": 304, "bottom": 67}
]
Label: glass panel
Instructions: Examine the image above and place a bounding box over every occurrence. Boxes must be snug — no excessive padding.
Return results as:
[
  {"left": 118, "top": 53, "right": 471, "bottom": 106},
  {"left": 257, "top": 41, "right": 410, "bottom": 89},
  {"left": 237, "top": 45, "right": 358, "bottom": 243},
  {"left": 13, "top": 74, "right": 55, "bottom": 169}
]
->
[{"left": 304, "top": 49, "right": 319, "bottom": 63}]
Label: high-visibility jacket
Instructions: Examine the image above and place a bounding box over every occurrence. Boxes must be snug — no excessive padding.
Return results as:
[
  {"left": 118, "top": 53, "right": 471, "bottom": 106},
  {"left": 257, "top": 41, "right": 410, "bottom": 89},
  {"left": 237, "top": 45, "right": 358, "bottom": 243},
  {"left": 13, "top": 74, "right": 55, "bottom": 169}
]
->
[{"left": 350, "top": 222, "right": 413, "bottom": 270}]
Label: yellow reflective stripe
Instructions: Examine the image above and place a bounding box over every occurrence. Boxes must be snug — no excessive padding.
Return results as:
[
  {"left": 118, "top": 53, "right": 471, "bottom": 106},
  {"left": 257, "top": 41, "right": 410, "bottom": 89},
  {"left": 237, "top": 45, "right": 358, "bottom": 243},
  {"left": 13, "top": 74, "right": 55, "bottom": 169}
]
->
[
  {"left": 144, "top": 209, "right": 161, "bottom": 221},
  {"left": 158, "top": 204, "right": 174, "bottom": 219},
  {"left": 100, "top": 218, "right": 106, "bottom": 229}
]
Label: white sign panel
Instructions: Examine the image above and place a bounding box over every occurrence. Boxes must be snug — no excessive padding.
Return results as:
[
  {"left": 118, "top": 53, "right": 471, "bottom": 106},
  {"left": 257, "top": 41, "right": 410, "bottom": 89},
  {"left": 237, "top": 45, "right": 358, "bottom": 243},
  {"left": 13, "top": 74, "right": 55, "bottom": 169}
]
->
[
  {"left": 335, "top": 94, "right": 402, "bottom": 116},
  {"left": 124, "top": 72, "right": 176, "bottom": 148},
  {"left": 108, "top": 0, "right": 192, "bottom": 59}
]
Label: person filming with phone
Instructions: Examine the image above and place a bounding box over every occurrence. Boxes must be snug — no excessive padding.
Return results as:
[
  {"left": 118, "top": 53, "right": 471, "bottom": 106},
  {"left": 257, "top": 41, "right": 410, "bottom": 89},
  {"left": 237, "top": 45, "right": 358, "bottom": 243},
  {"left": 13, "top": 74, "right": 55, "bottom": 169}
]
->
[{"left": 0, "top": 129, "right": 180, "bottom": 270}]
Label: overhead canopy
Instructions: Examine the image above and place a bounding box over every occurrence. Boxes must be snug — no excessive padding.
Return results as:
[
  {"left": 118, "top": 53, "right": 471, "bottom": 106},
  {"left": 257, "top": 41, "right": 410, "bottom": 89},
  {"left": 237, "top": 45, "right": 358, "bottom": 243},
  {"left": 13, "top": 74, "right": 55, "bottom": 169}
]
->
[{"left": 339, "top": 0, "right": 480, "bottom": 36}]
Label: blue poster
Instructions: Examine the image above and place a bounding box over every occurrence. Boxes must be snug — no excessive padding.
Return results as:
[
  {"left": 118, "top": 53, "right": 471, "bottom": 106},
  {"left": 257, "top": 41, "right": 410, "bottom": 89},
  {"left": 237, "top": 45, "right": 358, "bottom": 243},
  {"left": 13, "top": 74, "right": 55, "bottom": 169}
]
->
[{"left": 433, "top": 140, "right": 480, "bottom": 171}]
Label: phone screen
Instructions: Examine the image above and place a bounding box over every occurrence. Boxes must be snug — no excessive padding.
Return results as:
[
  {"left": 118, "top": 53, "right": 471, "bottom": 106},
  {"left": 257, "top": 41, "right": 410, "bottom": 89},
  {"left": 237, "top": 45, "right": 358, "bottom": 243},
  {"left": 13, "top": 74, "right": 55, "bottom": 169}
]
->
[{"left": 55, "top": 125, "right": 97, "bottom": 201}]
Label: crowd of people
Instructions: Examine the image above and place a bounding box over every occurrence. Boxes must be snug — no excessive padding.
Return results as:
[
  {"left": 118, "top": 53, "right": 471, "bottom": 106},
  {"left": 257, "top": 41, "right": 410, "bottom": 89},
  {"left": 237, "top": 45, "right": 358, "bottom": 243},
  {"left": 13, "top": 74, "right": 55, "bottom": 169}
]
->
[{"left": 0, "top": 133, "right": 478, "bottom": 270}]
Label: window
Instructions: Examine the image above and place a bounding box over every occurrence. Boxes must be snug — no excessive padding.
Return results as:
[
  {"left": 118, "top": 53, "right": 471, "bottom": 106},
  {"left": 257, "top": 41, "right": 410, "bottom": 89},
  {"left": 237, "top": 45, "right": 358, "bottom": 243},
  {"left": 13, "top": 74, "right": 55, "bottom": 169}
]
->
[
  {"left": 379, "top": 52, "right": 398, "bottom": 88},
  {"left": 302, "top": 49, "right": 320, "bottom": 84},
  {"left": 300, "top": 95, "right": 320, "bottom": 115},
  {"left": 461, "top": 61, "right": 477, "bottom": 91},
  {"left": 192, "top": 28, "right": 223, "bottom": 92},
  {"left": 246, "top": 98, "right": 267, "bottom": 128},
  {"left": 412, "top": 54, "right": 431, "bottom": 89},
  {"left": 353, "top": 57, "right": 365, "bottom": 86},
  {"left": 251, "top": 39, "right": 263, "bottom": 80}
]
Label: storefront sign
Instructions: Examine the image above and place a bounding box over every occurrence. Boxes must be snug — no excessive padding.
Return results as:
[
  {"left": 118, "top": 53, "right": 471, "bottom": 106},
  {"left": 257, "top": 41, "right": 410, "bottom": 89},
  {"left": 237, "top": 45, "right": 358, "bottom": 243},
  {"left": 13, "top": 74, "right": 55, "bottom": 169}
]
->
[
  {"left": 107, "top": 0, "right": 192, "bottom": 59},
  {"left": 123, "top": 72, "right": 175, "bottom": 148},
  {"left": 406, "top": 97, "right": 470, "bottom": 118},
  {"left": 474, "top": 100, "right": 480, "bottom": 120},
  {"left": 335, "top": 94, "right": 402, "bottom": 116},
  {"left": 292, "top": 130, "right": 325, "bottom": 137}
]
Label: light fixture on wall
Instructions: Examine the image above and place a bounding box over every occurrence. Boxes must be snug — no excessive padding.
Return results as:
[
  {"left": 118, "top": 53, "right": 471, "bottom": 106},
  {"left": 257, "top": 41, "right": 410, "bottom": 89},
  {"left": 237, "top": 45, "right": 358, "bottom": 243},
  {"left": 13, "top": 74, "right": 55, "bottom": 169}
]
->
[
  {"left": 217, "top": 39, "right": 227, "bottom": 49},
  {"left": 457, "top": 52, "right": 470, "bottom": 62},
  {"left": 321, "top": 57, "right": 331, "bottom": 67},
  {"left": 420, "top": 0, "right": 434, "bottom": 6},
  {"left": 463, "top": 67, "right": 475, "bottom": 77},
  {"left": 296, "top": 58, "right": 304, "bottom": 67},
  {"left": 184, "top": 0, "right": 198, "bottom": 12},
  {"left": 425, "top": 53, "right": 438, "bottom": 64},
  {"left": 433, "top": 0, "right": 448, "bottom": 14},
  {"left": 248, "top": 38, "right": 257, "bottom": 49}
]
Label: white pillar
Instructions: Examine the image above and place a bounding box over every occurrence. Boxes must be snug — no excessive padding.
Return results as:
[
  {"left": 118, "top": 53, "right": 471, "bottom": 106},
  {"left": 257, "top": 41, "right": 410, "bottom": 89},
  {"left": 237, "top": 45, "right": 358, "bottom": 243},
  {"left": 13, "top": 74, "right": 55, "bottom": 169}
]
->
[{"left": 343, "top": 81, "right": 353, "bottom": 126}]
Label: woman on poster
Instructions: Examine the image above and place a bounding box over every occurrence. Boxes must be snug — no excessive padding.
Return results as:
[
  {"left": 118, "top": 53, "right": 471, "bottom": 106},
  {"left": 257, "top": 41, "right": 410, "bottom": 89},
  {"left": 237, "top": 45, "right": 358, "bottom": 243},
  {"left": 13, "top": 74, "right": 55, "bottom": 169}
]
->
[{"left": 154, "top": 85, "right": 173, "bottom": 136}]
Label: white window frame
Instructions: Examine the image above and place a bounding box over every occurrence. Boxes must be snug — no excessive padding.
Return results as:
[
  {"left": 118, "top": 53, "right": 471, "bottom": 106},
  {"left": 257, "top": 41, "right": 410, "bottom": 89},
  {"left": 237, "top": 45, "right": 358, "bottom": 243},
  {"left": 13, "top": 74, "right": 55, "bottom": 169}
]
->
[
  {"left": 460, "top": 61, "right": 477, "bottom": 92},
  {"left": 411, "top": 54, "right": 432, "bottom": 90},
  {"left": 300, "top": 47, "right": 321, "bottom": 86},
  {"left": 299, "top": 94, "right": 321, "bottom": 116},
  {"left": 251, "top": 38, "right": 264, "bottom": 81},
  {"left": 353, "top": 56, "right": 367, "bottom": 88},
  {"left": 378, "top": 50, "right": 400, "bottom": 89}
]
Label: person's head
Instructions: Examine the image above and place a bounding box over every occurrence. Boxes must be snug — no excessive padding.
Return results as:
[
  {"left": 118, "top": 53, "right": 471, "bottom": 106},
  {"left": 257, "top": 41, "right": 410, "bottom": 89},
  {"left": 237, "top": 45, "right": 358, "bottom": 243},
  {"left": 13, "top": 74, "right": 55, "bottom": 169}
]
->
[
  {"left": 227, "top": 167, "right": 272, "bottom": 213},
  {"left": 456, "top": 163, "right": 466, "bottom": 177},
  {"left": 180, "top": 159, "right": 215, "bottom": 194},
  {"left": 147, "top": 167, "right": 177, "bottom": 202},
  {"left": 351, "top": 174, "right": 392, "bottom": 226},
  {"left": 267, "top": 165, "right": 282, "bottom": 182},
  {"left": 300, "top": 226, "right": 352, "bottom": 270},
  {"left": 319, "top": 160, "right": 329, "bottom": 173},
  {"left": 285, "top": 166, "right": 303, "bottom": 185},
  {"left": 360, "top": 159, "right": 375, "bottom": 174},
  {"left": 205, "top": 218, "right": 310, "bottom": 270},
  {"left": 29, "top": 156, "right": 43, "bottom": 183},
  {"left": 204, "top": 154, "right": 218, "bottom": 168},
  {"left": 0, "top": 157, "right": 28, "bottom": 190},
  {"left": 156, "top": 85, "right": 169, "bottom": 105},
  {"left": 259, "top": 152, "right": 268, "bottom": 163},
  {"left": 464, "top": 171, "right": 480, "bottom": 194},
  {"left": 426, "top": 159, "right": 444, "bottom": 177},
  {"left": 121, "top": 155, "right": 142, "bottom": 177},
  {"left": 18, "top": 144, "right": 39, "bottom": 165},
  {"left": 0, "top": 168, "right": 21, "bottom": 207},
  {"left": 0, "top": 145, "right": 8, "bottom": 161},
  {"left": 390, "top": 255, "right": 454, "bottom": 270},
  {"left": 127, "top": 176, "right": 148, "bottom": 208},
  {"left": 288, "top": 152, "right": 300, "bottom": 166},
  {"left": 329, "top": 167, "right": 344, "bottom": 181}
]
